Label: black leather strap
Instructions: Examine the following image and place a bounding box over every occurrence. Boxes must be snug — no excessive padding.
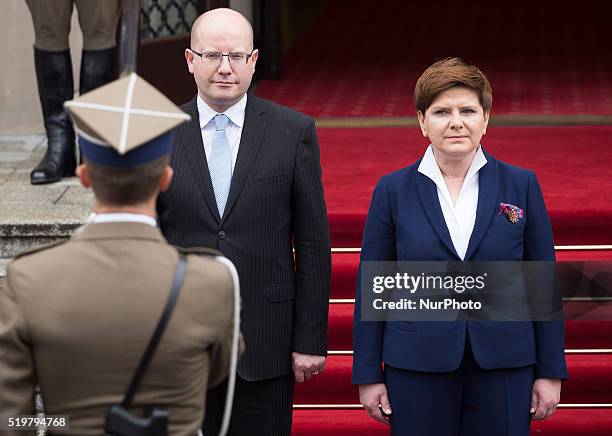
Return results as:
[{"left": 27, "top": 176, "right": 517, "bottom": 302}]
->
[{"left": 121, "top": 254, "right": 188, "bottom": 408}]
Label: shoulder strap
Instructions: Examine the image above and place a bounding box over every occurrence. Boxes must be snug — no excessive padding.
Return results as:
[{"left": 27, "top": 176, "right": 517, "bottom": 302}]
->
[{"left": 121, "top": 254, "right": 188, "bottom": 408}]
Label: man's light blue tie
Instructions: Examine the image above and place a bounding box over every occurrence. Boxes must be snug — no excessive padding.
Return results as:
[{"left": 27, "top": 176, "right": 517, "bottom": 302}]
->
[{"left": 209, "top": 114, "right": 232, "bottom": 218}]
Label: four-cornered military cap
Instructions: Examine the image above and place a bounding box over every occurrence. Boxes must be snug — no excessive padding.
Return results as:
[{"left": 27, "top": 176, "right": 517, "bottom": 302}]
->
[{"left": 64, "top": 73, "right": 190, "bottom": 167}]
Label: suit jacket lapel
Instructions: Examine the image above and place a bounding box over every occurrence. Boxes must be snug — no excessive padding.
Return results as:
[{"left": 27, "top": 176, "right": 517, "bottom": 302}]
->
[
  {"left": 222, "top": 94, "right": 267, "bottom": 222},
  {"left": 180, "top": 97, "right": 221, "bottom": 222},
  {"left": 415, "top": 168, "right": 461, "bottom": 259},
  {"left": 464, "top": 150, "right": 499, "bottom": 260}
]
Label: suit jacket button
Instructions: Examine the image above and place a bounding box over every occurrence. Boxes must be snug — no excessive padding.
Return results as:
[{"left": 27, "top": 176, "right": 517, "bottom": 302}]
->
[{"left": 218, "top": 230, "right": 226, "bottom": 239}]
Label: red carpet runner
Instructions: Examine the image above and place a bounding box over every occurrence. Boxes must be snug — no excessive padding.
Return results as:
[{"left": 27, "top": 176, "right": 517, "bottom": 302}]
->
[
  {"left": 292, "top": 410, "right": 612, "bottom": 435},
  {"left": 255, "top": 0, "right": 612, "bottom": 117}
]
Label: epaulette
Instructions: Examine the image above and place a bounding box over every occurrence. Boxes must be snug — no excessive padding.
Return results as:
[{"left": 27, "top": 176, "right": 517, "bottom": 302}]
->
[
  {"left": 13, "top": 239, "right": 68, "bottom": 260},
  {"left": 176, "top": 246, "right": 223, "bottom": 257}
]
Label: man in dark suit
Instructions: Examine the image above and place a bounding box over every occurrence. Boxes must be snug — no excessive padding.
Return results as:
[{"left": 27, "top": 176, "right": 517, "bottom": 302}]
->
[{"left": 157, "top": 8, "right": 331, "bottom": 435}]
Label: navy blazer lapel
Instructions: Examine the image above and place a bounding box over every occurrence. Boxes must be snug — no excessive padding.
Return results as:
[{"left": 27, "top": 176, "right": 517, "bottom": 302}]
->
[
  {"left": 222, "top": 94, "right": 266, "bottom": 222},
  {"left": 415, "top": 168, "right": 461, "bottom": 259},
  {"left": 464, "top": 150, "right": 499, "bottom": 260},
  {"left": 180, "top": 97, "right": 221, "bottom": 222}
]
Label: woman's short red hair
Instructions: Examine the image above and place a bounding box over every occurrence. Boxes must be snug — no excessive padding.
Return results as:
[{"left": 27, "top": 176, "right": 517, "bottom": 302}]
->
[{"left": 414, "top": 57, "right": 493, "bottom": 114}]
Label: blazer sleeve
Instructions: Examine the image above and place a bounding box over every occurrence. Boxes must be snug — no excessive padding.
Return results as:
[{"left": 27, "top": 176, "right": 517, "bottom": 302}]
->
[
  {"left": 523, "top": 172, "right": 568, "bottom": 380},
  {"left": 0, "top": 266, "right": 37, "bottom": 430},
  {"left": 290, "top": 118, "right": 332, "bottom": 356},
  {"left": 352, "top": 175, "right": 397, "bottom": 384}
]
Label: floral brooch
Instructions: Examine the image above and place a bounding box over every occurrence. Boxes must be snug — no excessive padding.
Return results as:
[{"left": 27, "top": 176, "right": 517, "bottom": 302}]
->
[{"left": 498, "top": 203, "right": 524, "bottom": 224}]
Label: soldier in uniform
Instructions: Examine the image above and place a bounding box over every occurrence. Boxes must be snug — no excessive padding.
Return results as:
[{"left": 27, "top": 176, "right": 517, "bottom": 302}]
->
[
  {"left": 0, "top": 74, "right": 239, "bottom": 435},
  {"left": 26, "top": 0, "right": 121, "bottom": 184}
]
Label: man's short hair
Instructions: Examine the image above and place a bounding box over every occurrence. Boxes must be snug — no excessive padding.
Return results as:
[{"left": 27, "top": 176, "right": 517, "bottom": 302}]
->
[
  {"left": 414, "top": 57, "right": 493, "bottom": 114},
  {"left": 85, "top": 155, "right": 170, "bottom": 206}
]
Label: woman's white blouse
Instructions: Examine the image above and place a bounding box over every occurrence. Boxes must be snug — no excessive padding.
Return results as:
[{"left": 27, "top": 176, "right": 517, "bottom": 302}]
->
[{"left": 417, "top": 145, "right": 488, "bottom": 260}]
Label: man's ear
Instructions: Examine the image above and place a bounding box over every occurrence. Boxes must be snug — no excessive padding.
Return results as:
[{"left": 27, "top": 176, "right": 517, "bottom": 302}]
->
[
  {"left": 250, "top": 49, "right": 259, "bottom": 72},
  {"left": 76, "top": 164, "right": 92, "bottom": 188},
  {"left": 185, "top": 49, "right": 195, "bottom": 74},
  {"left": 417, "top": 111, "right": 428, "bottom": 138},
  {"left": 159, "top": 166, "right": 174, "bottom": 193}
]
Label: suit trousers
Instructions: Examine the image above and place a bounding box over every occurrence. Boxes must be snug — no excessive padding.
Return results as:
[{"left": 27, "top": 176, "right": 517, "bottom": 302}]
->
[
  {"left": 26, "top": 0, "right": 121, "bottom": 51},
  {"left": 384, "top": 336, "right": 534, "bottom": 436},
  {"left": 203, "top": 373, "right": 295, "bottom": 436}
]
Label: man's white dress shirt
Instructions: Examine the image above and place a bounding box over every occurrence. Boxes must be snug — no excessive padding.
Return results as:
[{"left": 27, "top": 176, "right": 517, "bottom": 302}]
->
[
  {"left": 87, "top": 212, "right": 157, "bottom": 227},
  {"left": 417, "top": 145, "right": 487, "bottom": 260},
  {"left": 197, "top": 93, "right": 247, "bottom": 174}
]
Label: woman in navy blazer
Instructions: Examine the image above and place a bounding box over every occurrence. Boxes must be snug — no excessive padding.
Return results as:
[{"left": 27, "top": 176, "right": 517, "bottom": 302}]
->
[{"left": 352, "top": 58, "right": 567, "bottom": 435}]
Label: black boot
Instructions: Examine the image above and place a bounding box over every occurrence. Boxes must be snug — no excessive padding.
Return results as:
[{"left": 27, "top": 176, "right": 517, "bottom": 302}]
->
[
  {"left": 79, "top": 47, "right": 115, "bottom": 95},
  {"left": 77, "top": 48, "right": 116, "bottom": 164},
  {"left": 31, "top": 48, "right": 77, "bottom": 185}
]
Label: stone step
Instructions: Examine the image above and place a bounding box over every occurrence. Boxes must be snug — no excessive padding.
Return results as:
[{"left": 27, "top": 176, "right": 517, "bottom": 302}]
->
[
  {"left": 0, "top": 135, "right": 93, "bottom": 284},
  {"left": 1, "top": 223, "right": 81, "bottom": 258}
]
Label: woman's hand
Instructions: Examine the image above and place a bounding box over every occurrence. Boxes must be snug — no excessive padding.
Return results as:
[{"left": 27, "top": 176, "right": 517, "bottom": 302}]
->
[
  {"left": 359, "top": 383, "right": 392, "bottom": 424},
  {"left": 531, "top": 378, "right": 562, "bottom": 420}
]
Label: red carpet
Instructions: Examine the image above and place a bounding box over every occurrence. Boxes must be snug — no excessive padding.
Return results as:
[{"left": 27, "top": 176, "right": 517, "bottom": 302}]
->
[
  {"left": 292, "top": 409, "right": 612, "bottom": 435},
  {"left": 255, "top": 0, "right": 612, "bottom": 117},
  {"left": 294, "top": 355, "right": 612, "bottom": 405},
  {"left": 319, "top": 126, "right": 612, "bottom": 247}
]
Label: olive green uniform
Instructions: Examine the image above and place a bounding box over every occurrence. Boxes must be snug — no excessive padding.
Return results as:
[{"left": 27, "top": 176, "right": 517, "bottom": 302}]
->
[{"left": 0, "top": 222, "right": 236, "bottom": 436}]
